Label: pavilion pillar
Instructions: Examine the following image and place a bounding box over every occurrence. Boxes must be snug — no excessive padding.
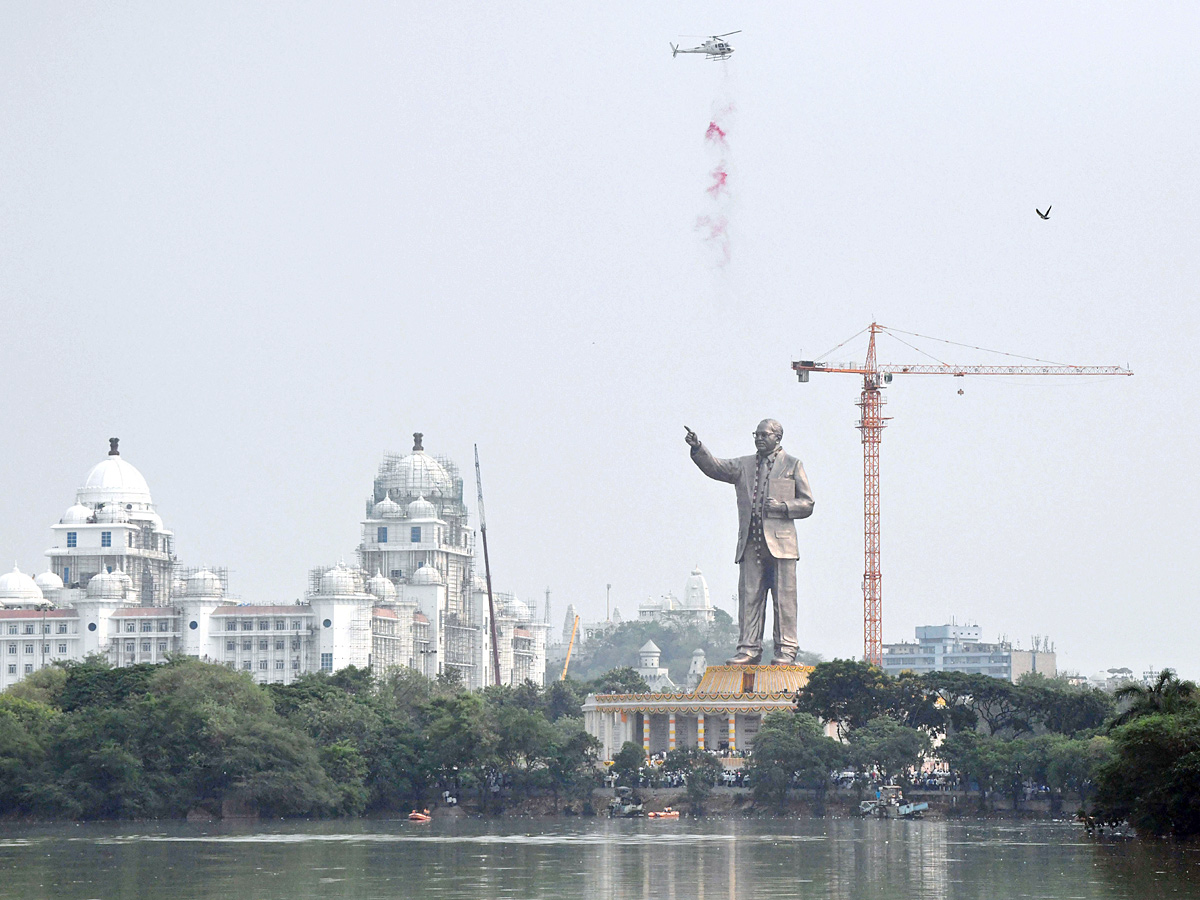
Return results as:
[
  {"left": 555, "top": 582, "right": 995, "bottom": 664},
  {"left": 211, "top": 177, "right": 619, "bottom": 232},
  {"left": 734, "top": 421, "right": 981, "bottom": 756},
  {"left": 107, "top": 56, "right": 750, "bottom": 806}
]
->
[
  {"left": 728, "top": 714, "right": 736, "bottom": 753},
  {"left": 697, "top": 712, "right": 705, "bottom": 750},
  {"left": 643, "top": 713, "right": 651, "bottom": 756},
  {"left": 668, "top": 713, "right": 676, "bottom": 751}
]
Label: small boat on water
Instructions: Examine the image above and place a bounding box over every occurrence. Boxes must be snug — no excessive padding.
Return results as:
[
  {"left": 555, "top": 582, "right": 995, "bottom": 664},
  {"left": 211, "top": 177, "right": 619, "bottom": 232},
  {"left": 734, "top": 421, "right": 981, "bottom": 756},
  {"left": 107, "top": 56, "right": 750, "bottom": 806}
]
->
[
  {"left": 408, "top": 810, "right": 432, "bottom": 823},
  {"left": 857, "top": 785, "right": 928, "bottom": 819},
  {"left": 647, "top": 807, "right": 680, "bottom": 819}
]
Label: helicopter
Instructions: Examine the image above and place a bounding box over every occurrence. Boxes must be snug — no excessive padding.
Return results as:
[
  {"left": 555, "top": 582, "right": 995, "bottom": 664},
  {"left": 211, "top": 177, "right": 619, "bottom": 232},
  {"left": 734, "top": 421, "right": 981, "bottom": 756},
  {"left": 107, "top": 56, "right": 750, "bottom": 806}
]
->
[{"left": 671, "top": 31, "right": 740, "bottom": 61}]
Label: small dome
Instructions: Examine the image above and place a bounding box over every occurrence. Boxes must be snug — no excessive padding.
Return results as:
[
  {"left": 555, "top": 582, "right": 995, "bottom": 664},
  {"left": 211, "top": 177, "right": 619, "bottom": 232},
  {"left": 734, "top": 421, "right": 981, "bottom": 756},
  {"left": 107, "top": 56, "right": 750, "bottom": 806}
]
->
[
  {"left": 407, "top": 495, "right": 436, "bottom": 520},
  {"left": 502, "top": 594, "right": 531, "bottom": 619},
  {"left": 185, "top": 569, "right": 224, "bottom": 598},
  {"left": 0, "top": 566, "right": 45, "bottom": 605},
  {"left": 129, "top": 509, "right": 164, "bottom": 531},
  {"left": 409, "top": 564, "right": 444, "bottom": 586},
  {"left": 78, "top": 454, "right": 152, "bottom": 506},
  {"left": 62, "top": 503, "right": 93, "bottom": 524},
  {"left": 320, "top": 565, "right": 358, "bottom": 595},
  {"left": 87, "top": 569, "right": 132, "bottom": 600},
  {"left": 95, "top": 504, "right": 130, "bottom": 524},
  {"left": 640, "top": 640, "right": 661, "bottom": 654},
  {"left": 367, "top": 572, "right": 396, "bottom": 600},
  {"left": 34, "top": 570, "right": 64, "bottom": 592},
  {"left": 372, "top": 494, "right": 405, "bottom": 519}
]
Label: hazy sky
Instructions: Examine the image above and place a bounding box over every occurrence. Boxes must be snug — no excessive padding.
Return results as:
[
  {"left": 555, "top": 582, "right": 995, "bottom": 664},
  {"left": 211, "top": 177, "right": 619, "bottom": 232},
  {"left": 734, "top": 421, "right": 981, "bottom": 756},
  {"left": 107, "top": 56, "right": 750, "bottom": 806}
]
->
[{"left": 2, "top": 4, "right": 1197, "bottom": 679}]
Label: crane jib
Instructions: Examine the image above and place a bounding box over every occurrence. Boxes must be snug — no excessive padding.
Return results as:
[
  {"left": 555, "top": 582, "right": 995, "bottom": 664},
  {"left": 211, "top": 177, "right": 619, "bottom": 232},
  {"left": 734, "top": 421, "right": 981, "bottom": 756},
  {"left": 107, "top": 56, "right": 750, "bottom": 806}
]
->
[{"left": 789, "top": 326, "right": 1132, "bottom": 665}]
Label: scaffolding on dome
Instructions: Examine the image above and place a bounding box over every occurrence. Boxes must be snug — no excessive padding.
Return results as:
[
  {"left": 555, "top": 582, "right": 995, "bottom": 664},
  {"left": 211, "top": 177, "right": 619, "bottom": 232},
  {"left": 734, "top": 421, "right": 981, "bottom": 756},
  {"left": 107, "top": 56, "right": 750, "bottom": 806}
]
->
[
  {"left": 371, "top": 452, "right": 468, "bottom": 521},
  {"left": 173, "top": 566, "right": 230, "bottom": 595},
  {"left": 307, "top": 564, "right": 368, "bottom": 596}
]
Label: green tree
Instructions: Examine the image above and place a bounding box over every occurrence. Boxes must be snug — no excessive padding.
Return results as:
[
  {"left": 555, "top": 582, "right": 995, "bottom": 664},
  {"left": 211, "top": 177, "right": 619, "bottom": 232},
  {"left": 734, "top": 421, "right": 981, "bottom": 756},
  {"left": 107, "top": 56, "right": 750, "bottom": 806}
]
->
[
  {"left": 1023, "top": 733, "right": 1112, "bottom": 815},
  {"left": 663, "top": 747, "right": 723, "bottom": 814},
  {"left": 793, "top": 660, "right": 891, "bottom": 738},
  {"left": 1093, "top": 708, "right": 1200, "bottom": 837},
  {"left": 849, "top": 715, "right": 929, "bottom": 784},
  {"left": 611, "top": 741, "right": 645, "bottom": 788},
  {"left": 144, "top": 659, "right": 341, "bottom": 817},
  {"left": 939, "top": 732, "right": 1031, "bottom": 810},
  {"left": 585, "top": 667, "right": 650, "bottom": 695},
  {"left": 888, "top": 671, "right": 947, "bottom": 734},
  {"left": 924, "top": 671, "right": 1032, "bottom": 736},
  {"left": 491, "top": 704, "right": 556, "bottom": 798},
  {"left": 1112, "top": 669, "right": 1198, "bottom": 725},
  {"left": 6, "top": 664, "right": 67, "bottom": 706},
  {"left": 1020, "top": 681, "right": 1114, "bottom": 735},
  {"left": 539, "top": 717, "right": 600, "bottom": 805},
  {"left": 56, "top": 658, "right": 156, "bottom": 713},
  {"left": 0, "top": 695, "right": 57, "bottom": 813},
  {"left": 423, "top": 691, "right": 497, "bottom": 808},
  {"left": 748, "top": 711, "right": 845, "bottom": 811},
  {"left": 543, "top": 680, "right": 586, "bottom": 720}
]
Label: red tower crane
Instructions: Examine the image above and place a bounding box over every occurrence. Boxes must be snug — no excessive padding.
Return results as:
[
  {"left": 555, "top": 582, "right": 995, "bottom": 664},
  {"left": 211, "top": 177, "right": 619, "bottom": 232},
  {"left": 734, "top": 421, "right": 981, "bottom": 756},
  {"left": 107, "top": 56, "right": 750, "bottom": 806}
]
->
[{"left": 792, "top": 323, "right": 1132, "bottom": 666}]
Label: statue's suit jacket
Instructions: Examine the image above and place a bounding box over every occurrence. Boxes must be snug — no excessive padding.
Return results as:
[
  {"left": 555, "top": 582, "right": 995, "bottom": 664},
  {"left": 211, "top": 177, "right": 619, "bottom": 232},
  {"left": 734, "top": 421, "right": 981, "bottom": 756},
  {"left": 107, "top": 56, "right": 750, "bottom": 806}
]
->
[{"left": 691, "top": 443, "right": 814, "bottom": 563}]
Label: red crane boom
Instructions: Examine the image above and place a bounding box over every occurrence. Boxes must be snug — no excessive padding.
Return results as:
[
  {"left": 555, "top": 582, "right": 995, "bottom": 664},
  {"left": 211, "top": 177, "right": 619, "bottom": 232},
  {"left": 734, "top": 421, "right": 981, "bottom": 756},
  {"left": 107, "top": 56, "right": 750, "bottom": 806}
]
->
[{"left": 792, "top": 322, "right": 1132, "bottom": 666}]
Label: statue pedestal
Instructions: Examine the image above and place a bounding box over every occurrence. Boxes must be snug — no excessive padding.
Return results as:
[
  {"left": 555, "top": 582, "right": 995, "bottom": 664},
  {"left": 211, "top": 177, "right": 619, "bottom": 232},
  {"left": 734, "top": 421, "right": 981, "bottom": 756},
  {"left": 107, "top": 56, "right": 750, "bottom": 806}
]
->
[{"left": 695, "top": 664, "right": 813, "bottom": 696}]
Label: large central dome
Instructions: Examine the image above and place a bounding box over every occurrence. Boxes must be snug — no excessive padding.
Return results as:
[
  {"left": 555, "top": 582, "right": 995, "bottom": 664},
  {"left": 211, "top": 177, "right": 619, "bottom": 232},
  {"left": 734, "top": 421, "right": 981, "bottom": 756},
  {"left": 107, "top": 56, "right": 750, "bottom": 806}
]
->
[
  {"left": 77, "top": 442, "right": 152, "bottom": 507},
  {"left": 376, "top": 451, "right": 453, "bottom": 501},
  {"left": 79, "top": 457, "right": 152, "bottom": 504}
]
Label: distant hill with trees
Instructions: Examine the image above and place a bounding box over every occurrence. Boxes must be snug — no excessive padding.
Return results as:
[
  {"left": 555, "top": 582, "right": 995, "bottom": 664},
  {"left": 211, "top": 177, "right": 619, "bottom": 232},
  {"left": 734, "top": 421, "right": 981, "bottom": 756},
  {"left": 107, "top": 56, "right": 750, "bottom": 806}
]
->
[{"left": 567, "top": 611, "right": 822, "bottom": 684}]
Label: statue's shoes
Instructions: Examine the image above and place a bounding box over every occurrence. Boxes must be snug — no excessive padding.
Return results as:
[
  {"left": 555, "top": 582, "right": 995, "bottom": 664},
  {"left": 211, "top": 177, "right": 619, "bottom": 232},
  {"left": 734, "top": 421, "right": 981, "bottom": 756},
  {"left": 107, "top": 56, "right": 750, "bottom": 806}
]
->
[
  {"left": 725, "top": 653, "right": 761, "bottom": 666},
  {"left": 769, "top": 656, "right": 797, "bottom": 666}
]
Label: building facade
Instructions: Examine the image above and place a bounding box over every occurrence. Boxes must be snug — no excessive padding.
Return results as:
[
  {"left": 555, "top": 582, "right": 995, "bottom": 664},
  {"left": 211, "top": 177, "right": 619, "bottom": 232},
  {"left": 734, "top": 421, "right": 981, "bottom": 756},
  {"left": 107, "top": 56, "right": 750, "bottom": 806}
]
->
[
  {"left": 881, "top": 623, "right": 1057, "bottom": 683},
  {"left": 0, "top": 437, "right": 548, "bottom": 691},
  {"left": 583, "top": 665, "right": 812, "bottom": 760}
]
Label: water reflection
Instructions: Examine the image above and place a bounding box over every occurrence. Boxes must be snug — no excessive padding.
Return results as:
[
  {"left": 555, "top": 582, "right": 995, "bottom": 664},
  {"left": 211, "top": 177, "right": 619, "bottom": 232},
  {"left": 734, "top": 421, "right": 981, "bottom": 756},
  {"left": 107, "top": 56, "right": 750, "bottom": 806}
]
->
[{"left": 0, "top": 818, "right": 1195, "bottom": 900}]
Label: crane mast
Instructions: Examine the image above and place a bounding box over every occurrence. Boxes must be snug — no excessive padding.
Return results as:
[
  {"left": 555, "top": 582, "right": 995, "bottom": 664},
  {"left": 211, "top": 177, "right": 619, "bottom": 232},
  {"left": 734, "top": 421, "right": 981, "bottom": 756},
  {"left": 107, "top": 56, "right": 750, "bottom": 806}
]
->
[
  {"left": 793, "top": 323, "right": 1132, "bottom": 667},
  {"left": 857, "top": 324, "right": 887, "bottom": 666}
]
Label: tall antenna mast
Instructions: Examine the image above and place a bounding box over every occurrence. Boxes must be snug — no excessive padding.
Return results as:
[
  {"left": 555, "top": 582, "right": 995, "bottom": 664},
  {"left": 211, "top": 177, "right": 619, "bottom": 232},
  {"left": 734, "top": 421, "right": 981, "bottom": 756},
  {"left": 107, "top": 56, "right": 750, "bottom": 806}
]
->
[{"left": 474, "top": 445, "right": 503, "bottom": 686}]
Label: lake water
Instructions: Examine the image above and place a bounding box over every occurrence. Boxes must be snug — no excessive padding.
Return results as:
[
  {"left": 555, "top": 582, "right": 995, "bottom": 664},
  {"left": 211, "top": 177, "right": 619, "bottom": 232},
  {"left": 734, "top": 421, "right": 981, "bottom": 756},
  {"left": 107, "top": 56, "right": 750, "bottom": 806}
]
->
[{"left": 0, "top": 817, "right": 1197, "bottom": 900}]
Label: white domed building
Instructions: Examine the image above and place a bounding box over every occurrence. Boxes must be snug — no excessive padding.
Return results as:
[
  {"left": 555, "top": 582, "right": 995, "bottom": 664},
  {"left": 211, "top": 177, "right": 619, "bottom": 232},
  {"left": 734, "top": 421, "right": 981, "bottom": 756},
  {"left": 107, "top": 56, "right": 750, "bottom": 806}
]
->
[
  {"left": 637, "top": 567, "right": 716, "bottom": 627},
  {"left": 1, "top": 433, "right": 548, "bottom": 691},
  {"left": 0, "top": 566, "right": 45, "bottom": 609},
  {"left": 354, "top": 433, "right": 548, "bottom": 688},
  {"left": 47, "top": 438, "right": 175, "bottom": 606}
]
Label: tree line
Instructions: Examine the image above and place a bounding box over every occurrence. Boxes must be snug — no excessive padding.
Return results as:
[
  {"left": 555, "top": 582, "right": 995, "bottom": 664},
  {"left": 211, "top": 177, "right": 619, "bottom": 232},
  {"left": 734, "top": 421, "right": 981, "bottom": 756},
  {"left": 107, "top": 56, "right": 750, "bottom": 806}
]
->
[
  {"left": 0, "top": 656, "right": 627, "bottom": 820},
  {"left": 746, "top": 659, "right": 1200, "bottom": 837}
]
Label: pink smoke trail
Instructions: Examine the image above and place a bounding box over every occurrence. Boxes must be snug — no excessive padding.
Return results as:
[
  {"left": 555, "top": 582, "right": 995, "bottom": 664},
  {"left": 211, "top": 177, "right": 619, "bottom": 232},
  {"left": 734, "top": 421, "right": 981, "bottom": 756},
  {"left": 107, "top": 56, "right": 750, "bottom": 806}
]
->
[
  {"left": 694, "top": 215, "right": 731, "bottom": 265},
  {"left": 698, "top": 100, "right": 735, "bottom": 267}
]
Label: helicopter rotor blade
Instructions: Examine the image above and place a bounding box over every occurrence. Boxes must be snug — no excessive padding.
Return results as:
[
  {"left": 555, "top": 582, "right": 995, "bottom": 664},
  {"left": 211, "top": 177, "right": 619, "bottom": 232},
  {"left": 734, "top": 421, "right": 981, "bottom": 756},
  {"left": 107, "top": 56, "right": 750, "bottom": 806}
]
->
[{"left": 714, "top": 30, "right": 741, "bottom": 37}]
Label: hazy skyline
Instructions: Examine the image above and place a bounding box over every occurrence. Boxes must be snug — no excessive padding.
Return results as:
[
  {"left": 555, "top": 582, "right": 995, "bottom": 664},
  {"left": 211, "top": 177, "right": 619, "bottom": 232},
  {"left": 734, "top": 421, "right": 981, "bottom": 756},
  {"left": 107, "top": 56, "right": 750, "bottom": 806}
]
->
[{"left": 2, "top": 4, "right": 1197, "bottom": 679}]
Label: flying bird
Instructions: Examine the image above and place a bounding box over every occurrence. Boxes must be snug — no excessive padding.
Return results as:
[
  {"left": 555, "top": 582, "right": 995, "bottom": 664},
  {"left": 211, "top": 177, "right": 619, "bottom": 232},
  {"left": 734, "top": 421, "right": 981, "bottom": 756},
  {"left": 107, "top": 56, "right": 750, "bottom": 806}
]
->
[{"left": 1036, "top": 206, "right": 1051, "bottom": 220}]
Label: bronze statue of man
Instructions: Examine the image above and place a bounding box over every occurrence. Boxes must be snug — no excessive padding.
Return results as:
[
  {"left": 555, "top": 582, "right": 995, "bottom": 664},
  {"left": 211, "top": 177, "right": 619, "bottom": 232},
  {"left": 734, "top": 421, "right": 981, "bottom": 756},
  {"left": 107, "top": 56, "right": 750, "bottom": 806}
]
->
[{"left": 686, "top": 419, "right": 814, "bottom": 665}]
